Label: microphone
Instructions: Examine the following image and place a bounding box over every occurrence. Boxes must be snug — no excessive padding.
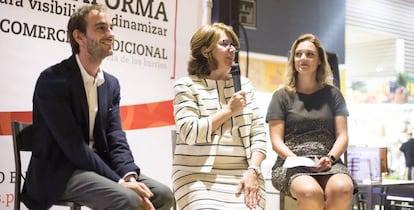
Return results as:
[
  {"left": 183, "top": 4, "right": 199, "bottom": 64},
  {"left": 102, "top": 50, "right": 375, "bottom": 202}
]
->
[{"left": 230, "top": 63, "right": 241, "bottom": 92}]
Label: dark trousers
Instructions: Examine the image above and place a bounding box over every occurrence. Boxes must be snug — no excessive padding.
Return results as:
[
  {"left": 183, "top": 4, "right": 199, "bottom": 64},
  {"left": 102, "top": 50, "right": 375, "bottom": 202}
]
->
[{"left": 60, "top": 170, "right": 173, "bottom": 210}]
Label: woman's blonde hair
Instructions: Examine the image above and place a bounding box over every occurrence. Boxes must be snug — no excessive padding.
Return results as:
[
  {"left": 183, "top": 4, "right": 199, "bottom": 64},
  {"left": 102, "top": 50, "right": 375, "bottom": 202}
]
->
[
  {"left": 284, "top": 33, "right": 333, "bottom": 93},
  {"left": 187, "top": 22, "right": 240, "bottom": 77}
]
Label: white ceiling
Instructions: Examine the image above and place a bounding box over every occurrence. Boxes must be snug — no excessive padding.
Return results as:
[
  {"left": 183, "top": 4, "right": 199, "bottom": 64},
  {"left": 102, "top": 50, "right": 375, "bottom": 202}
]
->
[
  {"left": 345, "top": 26, "right": 395, "bottom": 45},
  {"left": 345, "top": 26, "right": 399, "bottom": 79}
]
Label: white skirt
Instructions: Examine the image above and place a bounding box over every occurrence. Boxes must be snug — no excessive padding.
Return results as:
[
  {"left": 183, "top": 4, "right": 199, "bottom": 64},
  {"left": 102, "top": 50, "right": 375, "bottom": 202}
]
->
[{"left": 172, "top": 168, "right": 266, "bottom": 210}]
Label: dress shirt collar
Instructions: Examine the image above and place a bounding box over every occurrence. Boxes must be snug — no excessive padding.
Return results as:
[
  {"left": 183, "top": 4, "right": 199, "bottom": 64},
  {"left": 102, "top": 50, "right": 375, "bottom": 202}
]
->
[{"left": 76, "top": 54, "right": 105, "bottom": 87}]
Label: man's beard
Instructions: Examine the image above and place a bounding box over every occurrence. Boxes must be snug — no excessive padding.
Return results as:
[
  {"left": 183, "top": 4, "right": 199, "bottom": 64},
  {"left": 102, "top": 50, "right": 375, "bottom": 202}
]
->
[{"left": 86, "top": 37, "right": 113, "bottom": 60}]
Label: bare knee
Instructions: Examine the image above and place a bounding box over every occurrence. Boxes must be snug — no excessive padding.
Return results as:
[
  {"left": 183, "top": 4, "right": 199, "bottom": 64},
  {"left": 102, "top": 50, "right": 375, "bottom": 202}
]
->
[
  {"left": 325, "top": 175, "right": 354, "bottom": 210},
  {"left": 291, "top": 177, "right": 324, "bottom": 201},
  {"left": 294, "top": 184, "right": 324, "bottom": 200},
  {"left": 325, "top": 174, "right": 354, "bottom": 198},
  {"left": 291, "top": 184, "right": 324, "bottom": 210}
]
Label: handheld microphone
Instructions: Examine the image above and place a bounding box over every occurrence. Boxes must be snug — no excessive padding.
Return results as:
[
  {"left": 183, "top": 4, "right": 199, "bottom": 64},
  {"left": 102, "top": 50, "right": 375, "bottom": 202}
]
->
[{"left": 230, "top": 63, "right": 241, "bottom": 92}]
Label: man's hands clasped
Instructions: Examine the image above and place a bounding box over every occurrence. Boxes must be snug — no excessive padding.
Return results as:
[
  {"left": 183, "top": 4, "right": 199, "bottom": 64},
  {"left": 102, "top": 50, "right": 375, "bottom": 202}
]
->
[{"left": 121, "top": 177, "right": 155, "bottom": 210}]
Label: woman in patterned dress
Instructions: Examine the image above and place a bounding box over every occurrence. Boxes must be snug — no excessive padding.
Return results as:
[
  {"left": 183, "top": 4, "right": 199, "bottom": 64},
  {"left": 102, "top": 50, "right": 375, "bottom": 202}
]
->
[
  {"left": 266, "top": 33, "right": 356, "bottom": 210},
  {"left": 172, "top": 22, "right": 267, "bottom": 210}
]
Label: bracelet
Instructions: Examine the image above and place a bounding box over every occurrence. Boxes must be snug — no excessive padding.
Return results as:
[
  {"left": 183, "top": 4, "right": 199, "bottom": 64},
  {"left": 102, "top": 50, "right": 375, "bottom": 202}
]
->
[
  {"left": 247, "top": 165, "right": 261, "bottom": 175},
  {"left": 326, "top": 154, "right": 337, "bottom": 163}
]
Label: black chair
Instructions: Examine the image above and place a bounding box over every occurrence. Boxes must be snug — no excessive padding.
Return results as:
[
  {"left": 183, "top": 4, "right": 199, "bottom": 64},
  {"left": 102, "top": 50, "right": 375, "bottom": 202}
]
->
[
  {"left": 171, "top": 130, "right": 177, "bottom": 210},
  {"left": 11, "top": 121, "right": 82, "bottom": 210}
]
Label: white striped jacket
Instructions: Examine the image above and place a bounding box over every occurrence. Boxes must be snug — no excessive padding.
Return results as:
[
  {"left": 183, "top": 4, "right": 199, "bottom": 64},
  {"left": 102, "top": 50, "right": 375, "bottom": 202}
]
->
[{"left": 173, "top": 74, "right": 267, "bottom": 173}]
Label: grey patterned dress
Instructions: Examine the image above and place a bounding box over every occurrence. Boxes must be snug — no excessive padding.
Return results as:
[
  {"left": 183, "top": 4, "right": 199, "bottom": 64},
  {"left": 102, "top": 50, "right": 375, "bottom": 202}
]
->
[{"left": 266, "top": 85, "right": 357, "bottom": 196}]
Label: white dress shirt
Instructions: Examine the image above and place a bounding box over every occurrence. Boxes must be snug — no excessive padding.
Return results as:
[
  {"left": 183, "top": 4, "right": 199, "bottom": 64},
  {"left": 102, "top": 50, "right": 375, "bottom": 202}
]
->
[{"left": 76, "top": 54, "right": 105, "bottom": 149}]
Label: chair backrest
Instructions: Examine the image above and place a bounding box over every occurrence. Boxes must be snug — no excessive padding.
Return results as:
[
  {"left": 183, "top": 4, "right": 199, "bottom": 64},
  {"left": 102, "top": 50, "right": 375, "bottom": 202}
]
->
[
  {"left": 11, "top": 121, "right": 82, "bottom": 210},
  {"left": 11, "top": 121, "right": 32, "bottom": 210}
]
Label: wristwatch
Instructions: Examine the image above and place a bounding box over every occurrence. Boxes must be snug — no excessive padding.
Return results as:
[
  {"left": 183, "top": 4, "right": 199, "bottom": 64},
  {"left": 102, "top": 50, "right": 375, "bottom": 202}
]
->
[
  {"left": 326, "top": 154, "right": 337, "bottom": 163},
  {"left": 247, "top": 165, "right": 261, "bottom": 175}
]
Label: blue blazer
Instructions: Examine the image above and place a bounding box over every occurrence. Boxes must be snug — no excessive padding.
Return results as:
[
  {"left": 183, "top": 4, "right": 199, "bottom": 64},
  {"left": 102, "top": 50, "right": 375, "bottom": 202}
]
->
[{"left": 22, "top": 55, "right": 140, "bottom": 209}]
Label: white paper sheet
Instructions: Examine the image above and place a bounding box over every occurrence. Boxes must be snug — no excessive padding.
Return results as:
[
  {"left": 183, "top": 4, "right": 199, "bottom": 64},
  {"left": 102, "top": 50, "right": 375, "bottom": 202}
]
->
[{"left": 283, "top": 156, "right": 319, "bottom": 168}]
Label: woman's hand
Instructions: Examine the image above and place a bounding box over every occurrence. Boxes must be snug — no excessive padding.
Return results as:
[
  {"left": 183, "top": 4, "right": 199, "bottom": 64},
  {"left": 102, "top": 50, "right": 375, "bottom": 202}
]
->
[
  {"left": 236, "top": 169, "right": 260, "bottom": 209},
  {"left": 311, "top": 156, "right": 332, "bottom": 172},
  {"left": 227, "top": 90, "right": 246, "bottom": 114},
  {"left": 212, "top": 90, "right": 247, "bottom": 131}
]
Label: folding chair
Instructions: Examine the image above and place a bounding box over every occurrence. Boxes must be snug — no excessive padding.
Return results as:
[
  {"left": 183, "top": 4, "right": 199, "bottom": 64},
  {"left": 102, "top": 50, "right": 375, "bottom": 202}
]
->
[{"left": 11, "top": 121, "right": 82, "bottom": 210}]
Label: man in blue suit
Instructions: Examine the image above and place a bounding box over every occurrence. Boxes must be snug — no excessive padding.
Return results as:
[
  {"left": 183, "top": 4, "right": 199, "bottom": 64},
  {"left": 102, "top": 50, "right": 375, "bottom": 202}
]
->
[{"left": 21, "top": 4, "right": 173, "bottom": 210}]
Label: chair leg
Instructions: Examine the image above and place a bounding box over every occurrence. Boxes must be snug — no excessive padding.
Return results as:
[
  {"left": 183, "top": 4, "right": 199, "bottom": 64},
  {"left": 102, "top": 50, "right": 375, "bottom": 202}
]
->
[
  {"left": 173, "top": 198, "right": 177, "bottom": 210},
  {"left": 72, "top": 205, "right": 82, "bottom": 210},
  {"left": 279, "top": 192, "right": 285, "bottom": 210},
  {"left": 353, "top": 192, "right": 363, "bottom": 210}
]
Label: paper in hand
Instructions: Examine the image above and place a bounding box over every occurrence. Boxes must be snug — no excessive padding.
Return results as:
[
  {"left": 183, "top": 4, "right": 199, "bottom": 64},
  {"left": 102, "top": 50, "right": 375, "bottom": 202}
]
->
[{"left": 283, "top": 156, "right": 319, "bottom": 168}]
